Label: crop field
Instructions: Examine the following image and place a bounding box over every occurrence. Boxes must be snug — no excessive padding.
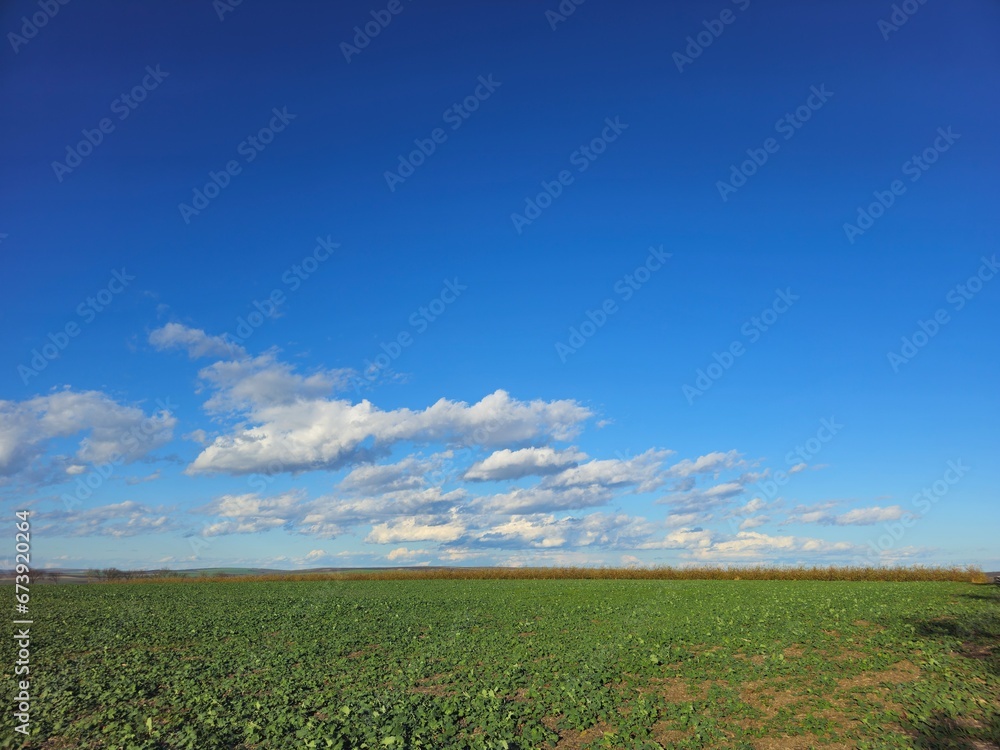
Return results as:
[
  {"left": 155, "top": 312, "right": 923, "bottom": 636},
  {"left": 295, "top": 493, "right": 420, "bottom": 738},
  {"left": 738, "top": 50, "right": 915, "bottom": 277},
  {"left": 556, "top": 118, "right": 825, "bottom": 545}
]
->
[{"left": 3, "top": 579, "right": 998, "bottom": 749}]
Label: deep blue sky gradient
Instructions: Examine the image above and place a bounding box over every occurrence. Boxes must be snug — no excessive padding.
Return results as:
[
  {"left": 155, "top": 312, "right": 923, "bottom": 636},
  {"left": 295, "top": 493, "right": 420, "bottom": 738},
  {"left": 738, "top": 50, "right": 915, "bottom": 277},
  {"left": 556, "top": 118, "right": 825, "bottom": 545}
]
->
[{"left": 1, "top": 0, "right": 997, "bottom": 569}]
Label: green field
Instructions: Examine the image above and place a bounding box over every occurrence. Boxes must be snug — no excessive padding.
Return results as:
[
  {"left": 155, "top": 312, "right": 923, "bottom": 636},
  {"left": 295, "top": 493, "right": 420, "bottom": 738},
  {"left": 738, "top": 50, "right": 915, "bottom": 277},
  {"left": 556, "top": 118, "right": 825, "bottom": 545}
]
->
[{"left": 4, "top": 580, "right": 998, "bottom": 749}]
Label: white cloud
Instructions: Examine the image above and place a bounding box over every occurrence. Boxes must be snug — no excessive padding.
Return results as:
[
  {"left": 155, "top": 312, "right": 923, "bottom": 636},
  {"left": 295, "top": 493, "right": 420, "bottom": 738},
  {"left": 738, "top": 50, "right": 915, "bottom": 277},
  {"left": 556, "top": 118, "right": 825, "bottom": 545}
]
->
[
  {"left": 196, "top": 486, "right": 462, "bottom": 540},
  {"left": 386, "top": 546, "right": 423, "bottom": 561},
  {"left": 833, "top": 505, "right": 907, "bottom": 525},
  {"left": 367, "top": 516, "right": 466, "bottom": 544},
  {"left": 664, "top": 480, "right": 747, "bottom": 511},
  {"left": 639, "top": 527, "right": 715, "bottom": 550},
  {"left": 543, "top": 449, "right": 670, "bottom": 493},
  {"left": 149, "top": 322, "right": 245, "bottom": 359},
  {"left": 187, "top": 363, "right": 593, "bottom": 474},
  {"left": 199, "top": 354, "right": 351, "bottom": 414},
  {"left": 202, "top": 517, "right": 288, "bottom": 536},
  {"left": 687, "top": 531, "right": 859, "bottom": 562},
  {"left": 463, "top": 446, "right": 587, "bottom": 482},
  {"left": 460, "top": 512, "right": 658, "bottom": 551},
  {"left": 35, "top": 501, "right": 177, "bottom": 538},
  {"left": 200, "top": 490, "right": 305, "bottom": 520},
  {"left": 739, "top": 515, "right": 769, "bottom": 530},
  {"left": 665, "top": 512, "right": 712, "bottom": 528},
  {"left": 185, "top": 429, "right": 209, "bottom": 445},
  {"left": 473, "top": 485, "right": 614, "bottom": 514},
  {"left": 783, "top": 503, "right": 908, "bottom": 527},
  {"left": 0, "top": 390, "right": 175, "bottom": 478},
  {"left": 666, "top": 450, "right": 745, "bottom": 478},
  {"left": 338, "top": 455, "right": 439, "bottom": 493}
]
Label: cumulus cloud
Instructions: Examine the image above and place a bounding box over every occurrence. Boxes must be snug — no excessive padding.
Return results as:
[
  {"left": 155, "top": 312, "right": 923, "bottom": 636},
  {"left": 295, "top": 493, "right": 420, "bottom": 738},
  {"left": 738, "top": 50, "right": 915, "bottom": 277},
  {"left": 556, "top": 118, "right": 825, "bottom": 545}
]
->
[
  {"left": 338, "top": 455, "right": 442, "bottom": 494},
  {"left": 731, "top": 497, "right": 771, "bottom": 516},
  {"left": 833, "top": 505, "right": 908, "bottom": 525},
  {"left": 471, "top": 449, "right": 671, "bottom": 514},
  {"left": 472, "top": 485, "right": 613, "bottom": 514},
  {"left": 664, "top": 479, "right": 748, "bottom": 512},
  {"left": 197, "top": 490, "right": 304, "bottom": 536},
  {"left": 641, "top": 527, "right": 714, "bottom": 550},
  {"left": 196, "top": 486, "right": 463, "bottom": 540},
  {"left": 184, "top": 349, "right": 593, "bottom": 476},
  {"left": 149, "top": 323, "right": 245, "bottom": 359},
  {"left": 455, "top": 512, "right": 658, "bottom": 551},
  {"left": 0, "top": 390, "right": 175, "bottom": 479},
  {"left": 692, "top": 531, "right": 857, "bottom": 561},
  {"left": 783, "top": 502, "right": 908, "bottom": 527},
  {"left": 199, "top": 354, "right": 354, "bottom": 414},
  {"left": 666, "top": 450, "right": 745, "bottom": 478},
  {"left": 367, "top": 516, "right": 467, "bottom": 544},
  {"left": 543, "top": 449, "right": 670, "bottom": 493},
  {"left": 463, "top": 446, "right": 587, "bottom": 482},
  {"left": 35, "top": 501, "right": 177, "bottom": 538},
  {"left": 738, "top": 515, "right": 769, "bottom": 530},
  {"left": 202, "top": 517, "right": 288, "bottom": 536},
  {"left": 386, "top": 546, "right": 426, "bottom": 561},
  {"left": 665, "top": 512, "right": 712, "bottom": 528}
]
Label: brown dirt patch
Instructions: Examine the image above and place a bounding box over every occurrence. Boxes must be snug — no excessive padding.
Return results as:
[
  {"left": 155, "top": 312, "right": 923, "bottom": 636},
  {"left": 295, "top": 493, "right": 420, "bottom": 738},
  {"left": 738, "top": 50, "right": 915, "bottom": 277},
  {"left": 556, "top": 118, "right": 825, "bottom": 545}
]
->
[
  {"left": 651, "top": 723, "right": 691, "bottom": 745},
  {"left": 783, "top": 644, "right": 805, "bottom": 658},
  {"left": 837, "top": 660, "right": 919, "bottom": 690},
  {"left": 754, "top": 735, "right": 852, "bottom": 750},
  {"left": 410, "top": 672, "right": 455, "bottom": 697},
  {"left": 740, "top": 680, "right": 801, "bottom": 719},
  {"left": 637, "top": 675, "right": 715, "bottom": 702},
  {"left": 961, "top": 641, "right": 994, "bottom": 661},
  {"left": 543, "top": 719, "right": 616, "bottom": 749}
]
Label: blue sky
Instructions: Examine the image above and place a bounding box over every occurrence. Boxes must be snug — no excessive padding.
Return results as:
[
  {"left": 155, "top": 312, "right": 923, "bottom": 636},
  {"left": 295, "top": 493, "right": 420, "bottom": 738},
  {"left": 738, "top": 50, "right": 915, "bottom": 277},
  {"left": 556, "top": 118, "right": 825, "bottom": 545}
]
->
[{"left": 2, "top": 0, "right": 997, "bottom": 571}]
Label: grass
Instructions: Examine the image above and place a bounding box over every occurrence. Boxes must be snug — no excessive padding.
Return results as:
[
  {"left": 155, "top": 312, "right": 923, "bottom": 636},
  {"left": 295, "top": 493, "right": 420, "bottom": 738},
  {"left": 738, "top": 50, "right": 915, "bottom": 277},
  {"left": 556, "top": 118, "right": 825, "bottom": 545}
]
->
[{"left": 4, "top": 578, "right": 998, "bottom": 748}]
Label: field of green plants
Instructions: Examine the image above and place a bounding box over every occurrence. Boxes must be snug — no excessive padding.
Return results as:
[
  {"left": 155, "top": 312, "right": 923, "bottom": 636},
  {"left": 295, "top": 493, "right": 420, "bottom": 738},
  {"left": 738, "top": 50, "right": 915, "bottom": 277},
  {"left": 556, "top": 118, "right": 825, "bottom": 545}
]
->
[{"left": 4, "top": 579, "right": 998, "bottom": 749}]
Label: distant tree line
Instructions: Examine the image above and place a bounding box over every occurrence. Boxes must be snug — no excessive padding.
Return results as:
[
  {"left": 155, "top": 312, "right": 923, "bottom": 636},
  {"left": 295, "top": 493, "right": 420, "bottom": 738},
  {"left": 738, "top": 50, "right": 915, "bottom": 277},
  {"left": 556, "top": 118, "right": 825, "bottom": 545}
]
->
[{"left": 85, "top": 568, "right": 177, "bottom": 582}]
